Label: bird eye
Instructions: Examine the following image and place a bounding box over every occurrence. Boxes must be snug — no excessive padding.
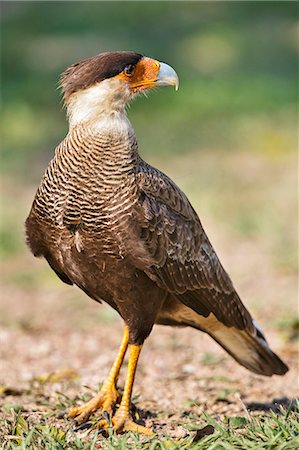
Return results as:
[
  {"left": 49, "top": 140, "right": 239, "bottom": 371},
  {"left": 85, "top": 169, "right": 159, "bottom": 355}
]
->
[{"left": 124, "top": 64, "right": 135, "bottom": 77}]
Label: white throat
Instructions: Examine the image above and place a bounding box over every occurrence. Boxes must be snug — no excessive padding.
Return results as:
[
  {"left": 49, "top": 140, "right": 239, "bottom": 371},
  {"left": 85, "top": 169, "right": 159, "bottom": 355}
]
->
[{"left": 67, "top": 78, "right": 132, "bottom": 130}]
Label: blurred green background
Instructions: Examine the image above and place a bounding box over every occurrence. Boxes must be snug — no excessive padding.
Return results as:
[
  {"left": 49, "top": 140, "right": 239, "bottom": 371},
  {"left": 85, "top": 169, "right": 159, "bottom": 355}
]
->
[{"left": 1, "top": 2, "right": 298, "bottom": 328}]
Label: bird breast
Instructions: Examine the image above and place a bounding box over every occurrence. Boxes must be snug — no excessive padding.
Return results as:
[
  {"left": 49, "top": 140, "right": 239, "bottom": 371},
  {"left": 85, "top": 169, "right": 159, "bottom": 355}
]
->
[{"left": 31, "top": 122, "right": 140, "bottom": 256}]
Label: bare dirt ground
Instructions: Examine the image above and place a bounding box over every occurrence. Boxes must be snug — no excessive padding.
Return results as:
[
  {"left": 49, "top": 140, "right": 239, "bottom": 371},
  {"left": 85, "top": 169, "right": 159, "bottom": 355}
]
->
[{"left": 1, "top": 252, "right": 298, "bottom": 440}]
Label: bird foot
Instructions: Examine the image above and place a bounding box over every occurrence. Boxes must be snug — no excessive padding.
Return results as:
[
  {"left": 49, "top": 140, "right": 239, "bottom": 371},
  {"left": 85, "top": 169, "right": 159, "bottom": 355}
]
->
[
  {"left": 97, "top": 409, "right": 153, "bottom": 435},
  {"left": 68, "top": 383, "right": 119, "bottom": 423}
]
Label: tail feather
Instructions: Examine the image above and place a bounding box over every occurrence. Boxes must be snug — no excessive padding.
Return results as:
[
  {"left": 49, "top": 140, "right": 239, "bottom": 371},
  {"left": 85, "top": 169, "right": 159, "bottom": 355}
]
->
[
  {"left": 157, "top": 297, "right": 288, "bottom": 376},
  {"left": 210, "top": 323, "right": 288, "bottom": 376}
]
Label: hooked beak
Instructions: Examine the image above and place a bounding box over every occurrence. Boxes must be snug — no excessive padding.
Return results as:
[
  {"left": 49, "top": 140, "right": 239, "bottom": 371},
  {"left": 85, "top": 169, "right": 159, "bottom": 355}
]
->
[{"left": 155, "top": 62, "right": 179, "bottom": 91}]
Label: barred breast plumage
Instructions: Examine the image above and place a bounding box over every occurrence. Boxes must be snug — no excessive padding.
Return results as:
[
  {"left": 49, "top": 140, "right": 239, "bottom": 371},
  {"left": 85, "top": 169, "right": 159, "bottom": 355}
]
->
[{"left": 29, "top": 121, "right": 137, "bottom": 244}]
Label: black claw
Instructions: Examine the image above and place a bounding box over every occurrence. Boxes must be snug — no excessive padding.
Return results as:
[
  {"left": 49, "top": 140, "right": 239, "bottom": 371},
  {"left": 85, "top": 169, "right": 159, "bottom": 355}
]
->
[
  {"left": 103, "top": 410, "right": 111, "bottom": 422},
  {"left": 74, "top": 422, "right": 92, "bottom": 431}
]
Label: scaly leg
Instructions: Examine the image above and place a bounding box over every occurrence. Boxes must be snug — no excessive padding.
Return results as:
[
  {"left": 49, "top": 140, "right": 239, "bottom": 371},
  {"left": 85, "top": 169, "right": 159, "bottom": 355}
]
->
[
  {"left": 68, "top": 326, "right": 129, "bottom": 423},
  {"left": 97, "top": 343, "right": 153, "bottom": 434}
]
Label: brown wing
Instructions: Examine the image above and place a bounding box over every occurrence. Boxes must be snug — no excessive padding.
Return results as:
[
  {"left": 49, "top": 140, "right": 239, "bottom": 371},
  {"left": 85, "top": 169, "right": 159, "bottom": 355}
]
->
[{"left": 134, "top": 160, "right": 253, "bottom": 331}]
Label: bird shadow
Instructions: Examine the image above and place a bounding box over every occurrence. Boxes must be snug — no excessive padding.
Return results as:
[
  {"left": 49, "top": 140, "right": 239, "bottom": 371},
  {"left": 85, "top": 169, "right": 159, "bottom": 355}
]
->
[
  {"left": 246, "top": 397, "right": 298, "bottom": 414},
  {"left": 131, "top": 403, "right": 157, "bottom": 424}
]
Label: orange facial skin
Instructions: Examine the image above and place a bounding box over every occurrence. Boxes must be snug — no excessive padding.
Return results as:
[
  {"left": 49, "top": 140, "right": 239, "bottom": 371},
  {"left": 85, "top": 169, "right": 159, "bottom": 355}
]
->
[{"left": 116, "top": 57, "right": 161, "bottom": 93}]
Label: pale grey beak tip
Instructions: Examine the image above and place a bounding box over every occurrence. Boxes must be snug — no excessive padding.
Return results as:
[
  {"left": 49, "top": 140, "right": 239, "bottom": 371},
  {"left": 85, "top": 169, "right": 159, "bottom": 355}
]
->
[{"left": 156, "top": 62, "right": 179, "bottom": 92}]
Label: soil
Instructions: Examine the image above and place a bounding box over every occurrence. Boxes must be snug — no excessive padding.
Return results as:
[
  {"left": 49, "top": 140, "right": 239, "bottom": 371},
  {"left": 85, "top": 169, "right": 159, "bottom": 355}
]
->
[{"left": 0, "top": 254, "right": 298, "bottom": 439}]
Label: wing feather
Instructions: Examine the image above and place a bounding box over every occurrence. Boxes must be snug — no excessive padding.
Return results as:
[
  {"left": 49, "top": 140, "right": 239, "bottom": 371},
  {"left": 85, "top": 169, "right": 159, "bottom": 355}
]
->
[{"left": 134, "top": 160, "right": 253, "bottom": 331}]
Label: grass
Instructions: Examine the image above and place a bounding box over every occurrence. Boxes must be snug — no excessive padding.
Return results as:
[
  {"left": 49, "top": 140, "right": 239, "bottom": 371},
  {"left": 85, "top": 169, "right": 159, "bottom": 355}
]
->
[{"left": 1, "top": 403, "right": 298, "bottom": 449}]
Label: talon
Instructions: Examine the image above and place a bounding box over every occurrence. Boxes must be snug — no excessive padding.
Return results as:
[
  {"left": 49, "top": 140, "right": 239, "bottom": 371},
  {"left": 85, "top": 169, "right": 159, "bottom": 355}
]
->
[
  {"left": 68, "top": 406, "right": 91, "bottom": 422},
  {"left": 74, "top": 422, "right": 92, "bottom": 432},
  {"left": 97, "top": 418, "right": 109, "bottom": 429},
  {"left": 125, "top": 420, "right": 153, "bottom": 435},
  {"left": 67, "top": 328, "right": 153, "bottom": 435},
  {"left": 67, "top": 385, "right": 119, "bottom": 423},
  {"left": 103, "top": 410, "right": 111, "bottom": 422},
  {"left": 68, "top": 327, "right": 129, "bottom": 425},
  {"left": 112, "top": 414, "right": 153, "bottom": 434},
  {"left": 95, "top": 413, "right": 152, "bottom": 434}
]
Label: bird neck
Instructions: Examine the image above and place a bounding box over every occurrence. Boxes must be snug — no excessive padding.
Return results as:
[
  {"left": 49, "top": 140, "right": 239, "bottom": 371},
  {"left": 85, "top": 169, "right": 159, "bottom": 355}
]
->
[
  {"left": 66, "top": 79, "right": 131, "bottom": 129},
  {"left": 66, "top": 115, "right": 139, "bottom": 176}
]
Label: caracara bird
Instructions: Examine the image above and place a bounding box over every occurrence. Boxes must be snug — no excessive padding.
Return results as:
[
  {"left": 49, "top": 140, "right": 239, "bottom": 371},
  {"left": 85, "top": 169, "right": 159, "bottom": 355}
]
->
[{"left": 25, "top": 51, "right": 288, "bottom": 434}]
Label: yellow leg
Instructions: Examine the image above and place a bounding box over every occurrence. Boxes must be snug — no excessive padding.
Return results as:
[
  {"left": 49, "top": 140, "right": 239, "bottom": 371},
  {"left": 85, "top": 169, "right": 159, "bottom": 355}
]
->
[
  {"left": 98, "top": 343, "right": 153, "bottom": 434},
  {"left": 68, "top": 326, "right": 129, "bottom": 423}
]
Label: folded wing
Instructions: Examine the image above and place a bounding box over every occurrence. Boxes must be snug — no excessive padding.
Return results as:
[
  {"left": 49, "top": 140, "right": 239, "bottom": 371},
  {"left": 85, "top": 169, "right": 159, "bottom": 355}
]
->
[{"left": 135, "top": 160, "right": 253, "bottom": 332}]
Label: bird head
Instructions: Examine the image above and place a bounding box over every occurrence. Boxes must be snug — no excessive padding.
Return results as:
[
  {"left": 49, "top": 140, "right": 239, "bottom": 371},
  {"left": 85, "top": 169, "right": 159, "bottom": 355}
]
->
[{"left": 60, "top": 51, "right": 179, "bottom": 127}]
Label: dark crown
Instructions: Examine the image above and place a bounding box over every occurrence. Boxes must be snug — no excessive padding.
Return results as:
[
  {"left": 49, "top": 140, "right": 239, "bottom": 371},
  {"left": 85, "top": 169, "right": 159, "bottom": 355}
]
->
[{"left": 60, "top": 51, "right": 143, "bottom": 101}]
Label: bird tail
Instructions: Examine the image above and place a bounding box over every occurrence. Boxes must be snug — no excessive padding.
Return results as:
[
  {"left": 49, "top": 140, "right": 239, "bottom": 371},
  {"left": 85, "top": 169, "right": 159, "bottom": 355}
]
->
[
  {"left": 158, "top": 300, "right": 288, "bottom": 376},
  {"left": 208, "top": 320, "right": 288, "bottom": 376}
]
